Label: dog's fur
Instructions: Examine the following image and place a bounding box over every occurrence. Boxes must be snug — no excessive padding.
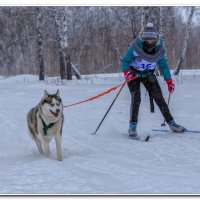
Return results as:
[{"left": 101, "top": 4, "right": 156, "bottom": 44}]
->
[{"left": 27, "top": 90, "right": 64, "bottom": 161}]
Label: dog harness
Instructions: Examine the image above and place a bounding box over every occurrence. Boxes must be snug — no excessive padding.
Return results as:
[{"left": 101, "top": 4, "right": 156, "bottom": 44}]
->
[{"left": 39, "top": 115, "right": 55, "bottom": 135}]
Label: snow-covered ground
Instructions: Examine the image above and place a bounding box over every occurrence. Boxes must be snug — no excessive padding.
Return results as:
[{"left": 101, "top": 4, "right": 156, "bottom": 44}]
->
[{"left": 0, "top": 71, "right": 200, "bottom": 194}]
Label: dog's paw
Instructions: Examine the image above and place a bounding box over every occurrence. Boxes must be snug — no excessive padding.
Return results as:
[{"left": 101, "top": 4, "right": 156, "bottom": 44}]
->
[{"left": 57, "top": 155, "right": 63, "bottom": 161}]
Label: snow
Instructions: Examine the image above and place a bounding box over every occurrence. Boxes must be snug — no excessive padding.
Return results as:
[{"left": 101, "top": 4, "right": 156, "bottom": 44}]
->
[{"left": 0, "top": 71, "right": 200, "bottom": 194}]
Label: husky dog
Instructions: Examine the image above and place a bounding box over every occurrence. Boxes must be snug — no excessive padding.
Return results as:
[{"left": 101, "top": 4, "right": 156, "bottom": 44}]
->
[{"left": 27, "top": 89, "right": 64, "bottom": 161}]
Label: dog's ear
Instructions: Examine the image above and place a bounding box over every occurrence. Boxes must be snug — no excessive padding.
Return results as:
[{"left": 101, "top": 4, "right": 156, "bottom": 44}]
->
[
  {"left": 56, "top": 89, "right": 60, "bottom": 97},
  {"left": 44, "top": 90, "right": 48, "bottom": 98}
]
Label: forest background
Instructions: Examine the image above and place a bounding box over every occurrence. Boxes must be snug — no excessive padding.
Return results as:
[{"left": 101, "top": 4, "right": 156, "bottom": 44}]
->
[{"left": 0, "top": 6, "right": 199, "bottom": 79}]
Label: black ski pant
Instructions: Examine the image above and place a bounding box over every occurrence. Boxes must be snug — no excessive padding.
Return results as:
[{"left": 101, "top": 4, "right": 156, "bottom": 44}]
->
[{"left": 127, "top": 74, "right": 173, "bottom": 123}]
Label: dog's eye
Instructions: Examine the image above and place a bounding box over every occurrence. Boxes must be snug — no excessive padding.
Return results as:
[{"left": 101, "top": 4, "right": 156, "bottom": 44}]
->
[
  {"left": 56, "top": 102, "right": 60, "bottom": 106},
  {"left": 50, "top": 103, "right": 55, "bottom": 107}
]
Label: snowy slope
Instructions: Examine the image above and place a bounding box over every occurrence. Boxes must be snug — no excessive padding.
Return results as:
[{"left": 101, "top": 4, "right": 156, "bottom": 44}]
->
[{"left": 0, "top": 72, "right": 200, "bottom": 194}]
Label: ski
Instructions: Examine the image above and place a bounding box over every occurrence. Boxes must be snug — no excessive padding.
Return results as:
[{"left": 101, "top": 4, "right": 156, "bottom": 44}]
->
[
  {"left": 152, "top": 129, "right": 200, "bottom": 134},
  {"left": 128, "top": 134, "right": 150, "bottom": 142}
]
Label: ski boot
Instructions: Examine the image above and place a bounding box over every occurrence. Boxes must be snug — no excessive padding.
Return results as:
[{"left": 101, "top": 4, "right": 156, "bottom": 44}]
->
[
  {"left": 128, "top": 122, "right": 138, "bottom": 137},
  {"left": 167, "top": 120, "right": 186, "bottom": 133}
]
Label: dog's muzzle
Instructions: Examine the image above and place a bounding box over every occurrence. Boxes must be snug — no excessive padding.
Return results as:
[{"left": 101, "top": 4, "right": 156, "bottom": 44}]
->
[{"left": 50, "top": 109, "right": 60, "bottom": 117}]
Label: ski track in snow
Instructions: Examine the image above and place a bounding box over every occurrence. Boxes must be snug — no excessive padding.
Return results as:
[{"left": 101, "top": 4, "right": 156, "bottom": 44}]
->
[{"left": 0, "top": 74, "right": 200, "bottom": 194}]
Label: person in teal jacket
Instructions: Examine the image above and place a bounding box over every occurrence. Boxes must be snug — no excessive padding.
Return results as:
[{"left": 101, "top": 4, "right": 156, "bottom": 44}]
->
[{"left": 121, "top": 22, "right": 185, "bottom": 137}]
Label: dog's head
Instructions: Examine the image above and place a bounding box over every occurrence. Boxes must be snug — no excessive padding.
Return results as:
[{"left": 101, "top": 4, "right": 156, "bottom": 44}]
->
[{"left": 41, "top": 89, "right": 63, "bottom": 119}]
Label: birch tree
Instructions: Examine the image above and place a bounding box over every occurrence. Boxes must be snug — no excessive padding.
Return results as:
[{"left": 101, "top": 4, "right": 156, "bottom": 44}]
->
[
  {"left": 159, "top": 7, "right": 165, "bottom": 47},
  {"left": 173, "top": 6, "right": 195, "bottom": 75},
  {"left": 141, "top": 6, "right": 150, "bottom": 31},
  {"left": 36, "top": 7, "right": 44, "bottom": 81},
  {"left": 62, "top": 8, "right": 72, "bottom": 80},
  {"left": 154, "top": 6, "right": 165, "bottom": 77},
  {"left": 55, "top": 7, "right": 82, "bottom": 80},
  {"left": 55, "top": 7, "right": 68, "bottom": 79}
]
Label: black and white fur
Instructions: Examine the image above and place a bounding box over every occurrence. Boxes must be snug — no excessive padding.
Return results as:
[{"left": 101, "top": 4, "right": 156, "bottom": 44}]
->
[{"left": 27, "top": 90, "right": 64, "bottom": 161}]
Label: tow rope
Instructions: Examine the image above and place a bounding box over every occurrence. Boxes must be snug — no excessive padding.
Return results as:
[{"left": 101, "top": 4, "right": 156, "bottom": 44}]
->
[{"left": 63, "top": 75, "right": 138, "bottom": 108}]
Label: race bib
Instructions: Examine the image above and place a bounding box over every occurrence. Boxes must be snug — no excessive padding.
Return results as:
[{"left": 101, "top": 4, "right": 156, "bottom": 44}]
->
[{"left": 129, "top": 50, "right": 157, "bottom": 71}]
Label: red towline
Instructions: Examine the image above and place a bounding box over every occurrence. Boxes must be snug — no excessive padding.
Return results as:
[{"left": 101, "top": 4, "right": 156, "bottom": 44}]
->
[{"left": 63, "top": 75, "right": 138, "bottom": 109}]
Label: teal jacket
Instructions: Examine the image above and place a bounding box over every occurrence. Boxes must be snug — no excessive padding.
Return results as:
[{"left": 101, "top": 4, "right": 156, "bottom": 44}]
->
[{"left": 121, "top": 36, "right": 171, "bottom": 80}]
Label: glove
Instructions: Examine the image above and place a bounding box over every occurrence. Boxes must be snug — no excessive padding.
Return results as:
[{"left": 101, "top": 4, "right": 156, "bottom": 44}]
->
[
  {"left": 124, "top": 69, "right": 134, "bottom": 82},
  {"left": 166, "top": 78, "right": 175, "bottom": 93}
]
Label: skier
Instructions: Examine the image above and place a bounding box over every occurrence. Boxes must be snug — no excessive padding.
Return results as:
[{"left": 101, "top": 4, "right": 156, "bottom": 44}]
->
[{"left": 121, "top": 22, "right": 185, "bottom": 137}]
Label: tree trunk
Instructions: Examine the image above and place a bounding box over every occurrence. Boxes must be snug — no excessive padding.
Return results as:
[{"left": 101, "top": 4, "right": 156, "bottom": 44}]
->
[
  {"left": 113, "top": 38, "right": 122, "bottom": 60},
  {"left": 59, "top": 51, "right": 66, "bottom": 79},
  {"left": 155, "top": 6, "right": 165, "bottom": 77},
  {"left": 141, "top": 6, "right": 149, "bottom": 31},
  {"left": 55, "top": 8, "right": 67, "bottom": 79},
  {"left": 71, "top": 63, "right": 82, "bottom": 79},
  {"left": 36, "top": 7, "right": 44, "bottom": 81},
  {"left": 159, "top": 7, "right": 165, "bottom": 48},
  {"left": 62, "top": 8, "right": 72, "bottom": 80},
  {"left": 173, "top": 6, "right": 195, "bottom": 75},
  {"left": 66, "top": 51, "right": 72, "bottom": 80}
]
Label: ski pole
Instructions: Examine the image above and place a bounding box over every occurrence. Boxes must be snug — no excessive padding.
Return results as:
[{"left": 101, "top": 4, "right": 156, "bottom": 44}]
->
[
  {"left": 92, "top": 75, "right": 138, "bottom": 135},
  {"left": 161, "top": 92, "right": 172, "bottom": 126},
  {"left": 145, "top": 90, "right": 154, "bottom": 113},
  {"left": 149, "top": 92, "right": 154, "bottom": 113}
]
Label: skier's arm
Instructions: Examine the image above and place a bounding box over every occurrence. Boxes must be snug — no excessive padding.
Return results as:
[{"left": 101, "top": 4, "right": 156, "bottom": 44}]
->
[
  {"left": 158, "top": 53, "right": 175, "bottom": 93},
  {"left": 157, "top": 54, "right": 171, "bottom": 80},
  {"left": 121, "top": 44, "right": 135, "bottom": 72}
]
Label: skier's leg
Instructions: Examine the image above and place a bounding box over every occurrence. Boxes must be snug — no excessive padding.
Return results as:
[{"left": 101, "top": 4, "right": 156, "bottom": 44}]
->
[
  {"left": 142, "top": 74, "right": 185, "bottom": 132},
  {"left": 142, "top": 74, "right": 173, "bottom": 122},
  {"left": 127, "top": 79, "right": 141, "bottom": 136},
  {"left": 127, "top": 79, "right": 141, "bottom": 123}
]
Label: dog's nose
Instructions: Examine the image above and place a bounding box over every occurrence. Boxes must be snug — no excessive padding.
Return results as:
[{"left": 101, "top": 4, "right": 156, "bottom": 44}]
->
[{"left": 56, "top": 109, "right": 60, "bottom": 113}]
